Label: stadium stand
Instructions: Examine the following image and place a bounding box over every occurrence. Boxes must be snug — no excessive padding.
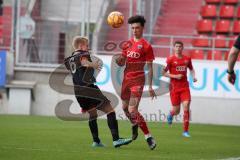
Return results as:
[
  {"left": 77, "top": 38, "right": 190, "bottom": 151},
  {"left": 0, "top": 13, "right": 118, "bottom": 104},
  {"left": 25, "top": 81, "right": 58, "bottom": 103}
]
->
[
  {"left": 205, "top": 0, "right": 221, "bottom": 4},
  {"left": 233, "top": 21, "right": 240, "bottom": 34},
  {"left": 201, "top": 5, "right": 217, "bottom": 18},
  {"left": 192, "top": 35, "right": 211, "bottom": 47},
  {"left": 219, "top": 5, "right": 235, "bottom": 19},
  {"left": 215, "top": 20, "right": 231, "bottom": 33},
  {"left": 189, "top": 49, "right": 205, "bottom": 59},
  {"left": 207, "top": 50, "right": 224, "bottom": 60},
  {"left": 223, "top": 0, "right": 238, "bottom": 5},
  {"left": 214, "top": 35, "right": 227, "bottom": 48},
  {"left": 197, "top": 19, "right": 213, "bottom": 33}
]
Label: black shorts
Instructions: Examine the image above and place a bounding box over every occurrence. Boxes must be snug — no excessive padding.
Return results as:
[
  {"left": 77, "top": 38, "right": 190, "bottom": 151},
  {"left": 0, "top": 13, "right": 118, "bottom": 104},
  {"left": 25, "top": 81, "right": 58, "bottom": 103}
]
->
[
  {"left": 234, "top": 35, "right": 240, "bottom": 50},
  {"left": 74, "top": 84, "right": 110, "bottom": 111}
]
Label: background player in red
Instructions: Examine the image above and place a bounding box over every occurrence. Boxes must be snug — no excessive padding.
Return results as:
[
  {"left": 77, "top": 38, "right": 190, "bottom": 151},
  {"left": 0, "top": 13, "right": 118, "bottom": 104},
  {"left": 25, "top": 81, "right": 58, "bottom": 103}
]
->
[
  {"left": 162, "top": 41, "right": 197, "bottom": 138},
  {"left": 115, "top": 15, "right": 157, "bottom": 150}
]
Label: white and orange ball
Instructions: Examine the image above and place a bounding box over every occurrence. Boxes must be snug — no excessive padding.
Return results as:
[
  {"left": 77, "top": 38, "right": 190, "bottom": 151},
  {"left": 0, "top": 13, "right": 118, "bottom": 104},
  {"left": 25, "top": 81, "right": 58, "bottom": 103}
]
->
[{"left": 107, "top": 11, "right": 124, "bottom": 28}]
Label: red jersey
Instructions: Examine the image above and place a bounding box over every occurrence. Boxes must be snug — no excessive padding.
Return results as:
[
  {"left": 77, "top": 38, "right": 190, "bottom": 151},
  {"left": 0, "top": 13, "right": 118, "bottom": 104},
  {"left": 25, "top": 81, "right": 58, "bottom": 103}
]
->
[
  {"left": 122, "top": 38, "right": 155, "bottom": 80},
  {"left": 164, "top": 55, "right": 193, "bottom": 90}
]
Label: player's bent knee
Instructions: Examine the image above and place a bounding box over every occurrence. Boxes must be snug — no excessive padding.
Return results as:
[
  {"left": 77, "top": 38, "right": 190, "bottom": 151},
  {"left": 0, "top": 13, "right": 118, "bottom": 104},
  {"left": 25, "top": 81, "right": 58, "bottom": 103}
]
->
[
  {"left": 175, "top": 109, "right": 180, "bottom": 115},
  {"left": 128, "top": 106, "right": 138, "bottom": 114}
]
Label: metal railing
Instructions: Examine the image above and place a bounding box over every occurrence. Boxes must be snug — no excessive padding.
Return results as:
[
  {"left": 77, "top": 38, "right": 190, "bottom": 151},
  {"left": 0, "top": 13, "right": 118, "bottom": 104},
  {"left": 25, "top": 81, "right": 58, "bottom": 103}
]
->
[{"left": 144, "top": 34, "right": 233, "bottom": 53}]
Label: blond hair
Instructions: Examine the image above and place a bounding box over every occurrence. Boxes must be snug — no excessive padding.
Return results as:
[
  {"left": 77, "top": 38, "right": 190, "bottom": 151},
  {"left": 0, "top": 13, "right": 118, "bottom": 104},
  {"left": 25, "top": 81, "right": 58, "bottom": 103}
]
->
[{"left": 72, "top": 36, "right": 89, "bottom": 50}]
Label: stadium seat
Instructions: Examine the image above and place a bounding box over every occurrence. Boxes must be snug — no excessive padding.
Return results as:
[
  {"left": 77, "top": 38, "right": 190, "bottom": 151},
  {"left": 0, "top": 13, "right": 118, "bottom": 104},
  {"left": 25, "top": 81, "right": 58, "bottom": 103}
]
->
[
  {"left": 219, "top": 5, "right": 235, "bottom": 19},
  {"left": 224, "top": 52, "right": 229, "bottom": 60},
  {"left": 215, "top": 20, "right": 230, "bottom": 33},
  {"left": 205, "top": 0, "right": 221, "bottom": 4},
  {"left": 223, "top": 0, "right": 238, "bottom": 4},
  {"left": 228, "top": 36, "right": 238, "bottom": 48},
  {"left": 207, "top": 50, "right": 223, "bottom": 60},
  {"left": 223, "top": 52, "right": 240, "bottom": 61},
  {"left": 214, "top": 35, "right": 227, "bottom": 48},
  {"left": 237, "top": 7, "right": 240, "bottom": 19},
  {"left": 197, "top": 19, "right": 213, "bottom": 33},
  {"left": 189, "top": 50, "right": 205, "bottom": 60},
  {"left": 192, "top": 35, "right": 210, "bottom": 47},
  {"left": 233, "top": 21, "right": 240, "bottom": 34},
  {"left": 201, "top": 5, "right": 217, "bottom": 18}
]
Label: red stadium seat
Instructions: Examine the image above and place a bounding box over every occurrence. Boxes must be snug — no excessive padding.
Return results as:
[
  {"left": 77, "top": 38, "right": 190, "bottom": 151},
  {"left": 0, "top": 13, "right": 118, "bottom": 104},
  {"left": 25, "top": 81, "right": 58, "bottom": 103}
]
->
[
  {"left": 207, "top": 50, "right": 223, "bottom": 60},
  {"left": 219, "top": 5, "right": 235, "bottom": 19},
  {"left": 197, "top": 19, "right": 213, "bottom": 33},
  {"left": 224, "top": 51, "right": 240, "bottom": 61},
  {"left": 237, "top": 7, "right": 240, "bottom": 19},
  {"left": 233, "top": 21, "right": 240, "bottom": 34},
  {"left": 224, "top": 52, "right": 229, "bottom": 60},
  {"left": 223, "top": 0, "right": 238, "bottom": 4},
  {"left": 192, "top": 35, "right": 210, "bottom": 47},
  {"left": 189, "top": 50, "right": 205, "bottom": 60},
  {"left": 215, "top": 20, "right": 231, "bottom": 33},
  {"left": 205, "top": 0, "right": 221, "bottom": 4},
  {"left": 228, "top": 36, "right": 238, "bottom": 48},
  {"left": 213, "top": 35, "right": 227, "bottom": 48},
  {"left": 201, "top": 5, "right": 217, "bottom": 18}
]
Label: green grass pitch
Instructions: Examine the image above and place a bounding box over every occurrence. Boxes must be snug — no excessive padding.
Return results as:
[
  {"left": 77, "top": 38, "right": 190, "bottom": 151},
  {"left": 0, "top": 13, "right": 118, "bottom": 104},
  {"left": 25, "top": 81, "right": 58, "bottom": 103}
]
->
[{"left": 0, "top": 115, "right": 240, "bottom": 160}]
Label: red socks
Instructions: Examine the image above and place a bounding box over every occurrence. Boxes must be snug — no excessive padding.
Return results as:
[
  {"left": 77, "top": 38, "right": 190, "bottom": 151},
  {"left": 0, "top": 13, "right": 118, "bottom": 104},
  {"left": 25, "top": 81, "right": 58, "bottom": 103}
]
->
[
  {"left": 131, "top": 111, "right": 150, "bottom": 135},
  {"left": 170, "top": 110, "right": 175, "bottom": 116},
  {"left": 183, "top": 110, "right": 190, "bottom": 132}
]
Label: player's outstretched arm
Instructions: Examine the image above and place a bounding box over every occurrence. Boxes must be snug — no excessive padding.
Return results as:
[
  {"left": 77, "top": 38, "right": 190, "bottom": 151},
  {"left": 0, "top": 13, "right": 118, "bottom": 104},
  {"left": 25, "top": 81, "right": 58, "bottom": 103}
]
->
[{"left": 227, "top": 46, "right": 239, "bottom": 85}]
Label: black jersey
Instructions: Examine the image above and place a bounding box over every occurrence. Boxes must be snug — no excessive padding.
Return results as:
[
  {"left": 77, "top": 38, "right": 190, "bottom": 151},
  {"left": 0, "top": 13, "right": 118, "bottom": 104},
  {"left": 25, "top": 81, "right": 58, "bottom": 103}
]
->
[{"left": 64, "top": 50, "right": 96, "bottom": 86}]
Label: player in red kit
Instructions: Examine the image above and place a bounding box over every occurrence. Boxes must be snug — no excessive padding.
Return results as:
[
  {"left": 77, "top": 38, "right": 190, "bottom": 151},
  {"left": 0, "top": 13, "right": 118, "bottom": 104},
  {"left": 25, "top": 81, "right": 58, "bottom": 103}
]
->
[
  {"left": 115, "top": 15, "right": 157, "bottom": 150},
  {"left": 162, "top": 41, "right": 197, "bottom": 138}
]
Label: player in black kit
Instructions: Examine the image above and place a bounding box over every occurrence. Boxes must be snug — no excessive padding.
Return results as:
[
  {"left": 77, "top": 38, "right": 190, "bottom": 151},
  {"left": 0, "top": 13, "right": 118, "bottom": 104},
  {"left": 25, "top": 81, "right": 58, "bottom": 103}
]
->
[{"left": 64, "top": 36, "right": 132, "bottom": 148}]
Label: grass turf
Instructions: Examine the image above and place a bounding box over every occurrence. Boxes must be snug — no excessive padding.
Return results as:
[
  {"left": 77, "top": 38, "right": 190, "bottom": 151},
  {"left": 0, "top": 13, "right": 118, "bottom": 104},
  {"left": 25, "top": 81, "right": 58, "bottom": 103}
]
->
[{"left": 0, "top": 115, "right": 240, "bottom": 160}]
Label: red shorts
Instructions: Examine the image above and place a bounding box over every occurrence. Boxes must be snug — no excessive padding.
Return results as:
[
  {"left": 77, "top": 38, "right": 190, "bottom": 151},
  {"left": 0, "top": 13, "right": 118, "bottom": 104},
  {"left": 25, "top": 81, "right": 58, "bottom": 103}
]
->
[
  {"left": 170, "top": 88, "right": 191, "bottom": 106},
  {"left": 121, "top": 79, "right": 144, "bottom": 100}
]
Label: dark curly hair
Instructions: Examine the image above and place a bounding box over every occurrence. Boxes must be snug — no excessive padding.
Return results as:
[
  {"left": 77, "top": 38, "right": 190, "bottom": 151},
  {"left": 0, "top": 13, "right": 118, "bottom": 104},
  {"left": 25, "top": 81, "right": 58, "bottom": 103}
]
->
[
  {"left": 174, "top": 41, "right": 184, "bottom": 47},
  {"left": 128, "top": 15, "right": 146, "bottom": 27}
]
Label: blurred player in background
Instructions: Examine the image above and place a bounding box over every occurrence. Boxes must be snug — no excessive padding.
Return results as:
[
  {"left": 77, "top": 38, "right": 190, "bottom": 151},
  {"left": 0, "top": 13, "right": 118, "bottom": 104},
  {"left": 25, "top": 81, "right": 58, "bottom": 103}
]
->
[
  {"left": 227, "top": 35, "right": 240, "bottom": 85},
  {"left": 65, "top": 36, "right": 132, "bottom": 148},
  {"left": 115, "top": 15, "right": 157, "bottom": 150},
  {"left": 162, "top": 41, "right": 197, "bottom": 138}
]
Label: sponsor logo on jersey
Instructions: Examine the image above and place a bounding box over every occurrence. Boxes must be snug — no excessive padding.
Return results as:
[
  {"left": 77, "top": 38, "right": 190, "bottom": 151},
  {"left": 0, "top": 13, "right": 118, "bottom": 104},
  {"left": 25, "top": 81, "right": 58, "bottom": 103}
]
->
[
  {"left": 127, "top": 51, "right": 140, "bottom": 58},
  {"left": 137, "top": 44, "right": 143, "bottom": 49},
  {"left": 176, "top": 66, "right": 186, "bottom": 71}
]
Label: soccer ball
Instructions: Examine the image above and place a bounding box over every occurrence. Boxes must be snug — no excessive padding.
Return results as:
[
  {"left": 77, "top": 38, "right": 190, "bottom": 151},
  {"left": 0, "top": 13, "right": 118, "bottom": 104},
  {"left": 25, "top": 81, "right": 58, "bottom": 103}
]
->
[{"left": 107, "top": 11, "right": 124, "bottom": 28}]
